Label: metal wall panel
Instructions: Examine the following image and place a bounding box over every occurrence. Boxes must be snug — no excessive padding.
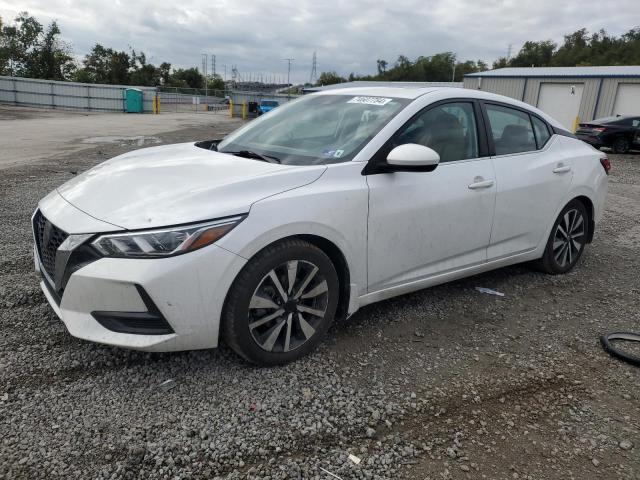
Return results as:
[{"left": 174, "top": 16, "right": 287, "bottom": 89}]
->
[
  {"left": 466, "top": 74, "right": 640, "bottom": 122},
  {"left": 0, "top": 76, "right": 157, "bottom": 112},
  {"left": 462, "top": 77, "right": 525, "bottom": 100},
  {"left": 595, "top": 77, "right": 640, "bottom": 118},
  {"left": 523, "top": 77, "right": 599, "bottom": 121}
]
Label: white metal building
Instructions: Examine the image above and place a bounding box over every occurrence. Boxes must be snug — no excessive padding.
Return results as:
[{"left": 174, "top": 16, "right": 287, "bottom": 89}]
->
[{"left": 464, "top": 66, "right": 640, "bottom": 130}]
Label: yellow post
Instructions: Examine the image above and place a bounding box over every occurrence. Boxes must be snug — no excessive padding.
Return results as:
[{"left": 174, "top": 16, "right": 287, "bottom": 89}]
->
[
  {"left": 152, "top": 94, "right": 160, "bottom": 114},
  {"left": 229, "top": 100, "right": 233, "bottom": 118},
  {"left": 242, "top": 101, "right": 248, "bottom": 120},
  {"left": 572, "top": 116, "right": 580, "bottom": 132}
]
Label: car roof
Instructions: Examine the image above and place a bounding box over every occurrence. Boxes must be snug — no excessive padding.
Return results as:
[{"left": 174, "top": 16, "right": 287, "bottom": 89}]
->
[
  {"left": 314, "top": 86, "right": 449, "bottom": 99},
  {"left": 313, "top": 86, "right": 564, "bottom": 129},
  {"left": 593, "top": 115, "right": 635, "bottom": 123}
]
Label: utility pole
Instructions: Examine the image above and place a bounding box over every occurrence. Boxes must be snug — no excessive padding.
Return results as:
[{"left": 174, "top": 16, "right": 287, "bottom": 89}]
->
[
  {"left": 283, "top": 58, "right": 294, "bottom": 99},
  {"left": 451, "top": 61, "right": 456, "bottom": 83}
]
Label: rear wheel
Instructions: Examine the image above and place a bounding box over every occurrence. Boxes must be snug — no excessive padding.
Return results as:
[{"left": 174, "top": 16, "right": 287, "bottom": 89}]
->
[
  {"left": 612, "top": 137, "right": 630, "bottom": 154},
  {"left": 535, "top": 200, "right": 588, "bottom": 274},
  {"left": 222, "top": 239, "right": 339, "bottom": 365}
]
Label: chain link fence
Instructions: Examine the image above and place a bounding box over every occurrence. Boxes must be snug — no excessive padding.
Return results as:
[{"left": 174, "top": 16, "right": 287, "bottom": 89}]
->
[{"left": 156, "top": 87, "right": 229, "bottom": 113}]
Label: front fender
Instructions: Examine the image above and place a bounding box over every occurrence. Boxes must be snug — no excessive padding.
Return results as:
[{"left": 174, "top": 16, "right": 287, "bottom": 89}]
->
[{"left": 215, "top": 162, "right": 369, "bottom": 298}]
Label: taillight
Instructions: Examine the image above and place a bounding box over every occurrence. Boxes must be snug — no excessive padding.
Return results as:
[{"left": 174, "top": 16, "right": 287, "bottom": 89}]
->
[
  {"left": 600, "top": 157, "right": 611, "bottom": 175},
  {"left": 592, "top": 127, "right": 606, "bottom": 133}
]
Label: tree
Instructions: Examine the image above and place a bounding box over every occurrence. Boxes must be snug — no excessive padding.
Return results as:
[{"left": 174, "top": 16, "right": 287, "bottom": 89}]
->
[
  {"left": 376, "top": 59, "right": 388, "bottom": 75},
  {"left": 476, "top": 60, "right": 489, "bottom": 72},
  {"left": 206, "top": 74, "right": 225, "bottom": 93},
  {"left": 27, "top": 21, "right": 75, "bottom": 80},
  {"left": 158, "top": 62, "right": 171, "bottom": 85},
  {"left": 316, "top": 71, "right": 346, "bottom": 86},
  {"left": 0, "top": 13, "right": 74, "bottom": 79},
  {"left": 509, "top": 40, "right": 556, "bottom": 67},
  {"left": 76, "top": 44, "right": 131, "bottom": 84},
  {"left": 168, "top": 67, "right": 203, "bottom": 89},
  {"left": 129, "top": 49, "right": 161, "bottom": 86},
  {"left": 492, "top": 57, "right": 509, "bottom": 69}
]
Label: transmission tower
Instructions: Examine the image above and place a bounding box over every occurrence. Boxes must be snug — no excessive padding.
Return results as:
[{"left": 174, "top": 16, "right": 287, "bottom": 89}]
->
[
  {"left": 231, "top": 65, "right": 240, "bottom": 82},
  {"left": 309, "top": 51, "right": 318, "bottom": 84},
  {"left": 201, "top": 54, "right": 208, "bottom": 98}
]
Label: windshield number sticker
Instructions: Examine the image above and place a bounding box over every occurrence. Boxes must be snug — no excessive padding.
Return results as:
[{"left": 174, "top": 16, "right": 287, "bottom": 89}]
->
[
  {"left": 347, "top": 96, "right": 392, "bottom": 106},
  {"left": 322, "top": 149, "right": 345, "bottom": 158}
]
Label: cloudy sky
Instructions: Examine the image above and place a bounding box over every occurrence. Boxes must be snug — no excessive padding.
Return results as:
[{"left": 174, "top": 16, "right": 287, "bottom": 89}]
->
[{"left": 0, "top": 0, "right": 637, "bottom": 83}]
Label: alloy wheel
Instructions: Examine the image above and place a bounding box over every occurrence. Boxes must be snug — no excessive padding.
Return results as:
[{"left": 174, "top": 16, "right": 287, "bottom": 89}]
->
[
  {"left": 248, "top": 260, "right": 329, "bottom": 353},
  {"left": 552, "top": 208, "right": 585, "bottom": 268}
]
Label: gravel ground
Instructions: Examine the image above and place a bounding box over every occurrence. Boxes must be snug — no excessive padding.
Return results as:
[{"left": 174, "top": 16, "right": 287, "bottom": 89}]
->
[{"left": 1, "top": 111, "right": 639, "bottom": 479}]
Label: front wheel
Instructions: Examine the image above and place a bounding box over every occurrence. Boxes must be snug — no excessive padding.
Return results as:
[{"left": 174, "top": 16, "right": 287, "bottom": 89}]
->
[
  {"left": 535, "top": 200, "right": 588, "bottom": 274},
  {"left": 222, "top": 239, "right": 339, "bottom": 365}
]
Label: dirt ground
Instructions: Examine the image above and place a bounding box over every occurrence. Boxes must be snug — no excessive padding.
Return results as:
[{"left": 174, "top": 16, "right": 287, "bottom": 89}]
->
[
  {"left": 0, "top": 105, "right": 231, "bottom": 168},
  {"left": 0, "top": 107, "right": 638, "bottom": 479}
]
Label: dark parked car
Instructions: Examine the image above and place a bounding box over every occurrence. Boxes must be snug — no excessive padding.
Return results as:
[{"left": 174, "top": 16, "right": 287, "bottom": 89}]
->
[{"left": 576, "top": 115, "right": 640, "bottom": 153}]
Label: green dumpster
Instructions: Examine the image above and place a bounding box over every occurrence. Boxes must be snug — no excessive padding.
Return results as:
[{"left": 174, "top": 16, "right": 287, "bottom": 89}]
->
[{"left": 125, "top": 88, "right": 144, "bottom": 113}]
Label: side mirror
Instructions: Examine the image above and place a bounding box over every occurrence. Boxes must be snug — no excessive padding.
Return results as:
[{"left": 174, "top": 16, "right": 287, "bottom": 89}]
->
[{"left": 386, "top": 143, "right": 440, "bottom": 168}]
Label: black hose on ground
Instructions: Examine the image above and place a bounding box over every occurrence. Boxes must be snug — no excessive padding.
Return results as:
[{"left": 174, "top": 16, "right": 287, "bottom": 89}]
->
[{"left": 600, "top": 332, "right": 640, "bottom": 367}]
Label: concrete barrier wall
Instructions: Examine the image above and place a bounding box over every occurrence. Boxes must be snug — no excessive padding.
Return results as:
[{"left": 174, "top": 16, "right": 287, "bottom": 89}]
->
[{"left": 0, "top": 76, "right": 157, "bottom": 112}]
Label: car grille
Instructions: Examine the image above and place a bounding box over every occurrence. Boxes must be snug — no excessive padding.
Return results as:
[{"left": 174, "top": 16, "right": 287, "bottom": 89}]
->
[{"left": 33, "top": 210, "right": 68, "bottom": 281}]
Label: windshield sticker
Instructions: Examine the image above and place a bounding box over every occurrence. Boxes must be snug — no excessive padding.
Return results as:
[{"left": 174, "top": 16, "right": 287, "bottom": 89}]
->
[
  {"left": 322, "top": 149, "right": 336, "bottom": 157},
  {"left": 322, "top": 148, "right": 345, "bottom": 158},
  {"left": 347, "top": 96, "right": 392, "bottom": 106}
]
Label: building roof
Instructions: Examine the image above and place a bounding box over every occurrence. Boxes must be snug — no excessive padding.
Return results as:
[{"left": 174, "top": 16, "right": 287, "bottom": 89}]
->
[
  {"left": 302, "top": 80, "right": 462, "bottom": 93},
  {"left": 465, "top": 66, "right": 640, "bottom": 78}
]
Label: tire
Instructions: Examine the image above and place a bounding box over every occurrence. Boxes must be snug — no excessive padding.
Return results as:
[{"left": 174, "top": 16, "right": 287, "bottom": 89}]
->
[
  {"left": 222, "top": 239, "right": 339, "bottom": 366},
  {"left": 612, "top": 137, "right": 630, "bottom": 154},
  {"left": 535, "top": 200, "right": 589, "bottom": 274},
  {"left": 600, "top": 332, "right": 640, "bottom": 367}
]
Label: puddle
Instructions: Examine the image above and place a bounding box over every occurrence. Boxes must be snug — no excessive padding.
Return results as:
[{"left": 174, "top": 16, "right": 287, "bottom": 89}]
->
[{"left": 81, "top": 135, "right": 161, "bottom": 146}]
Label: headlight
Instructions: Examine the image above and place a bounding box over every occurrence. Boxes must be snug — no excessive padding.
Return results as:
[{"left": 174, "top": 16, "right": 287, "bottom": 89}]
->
[{"left": 91, "top": 216, "right": 244, "bottom": 258}]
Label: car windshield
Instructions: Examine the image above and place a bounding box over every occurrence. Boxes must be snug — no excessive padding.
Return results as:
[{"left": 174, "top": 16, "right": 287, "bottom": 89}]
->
[
  {"left": 218, "top": 94, "right": 410, "bottom": 165},
  {"left": 261, "top": 101, "right": 278, "bottom": 107}
]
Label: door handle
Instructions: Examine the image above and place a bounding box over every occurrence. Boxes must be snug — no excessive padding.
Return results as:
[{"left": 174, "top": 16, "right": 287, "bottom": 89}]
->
[
  {"left": 468, "top": 178, "right": 494, "bottom": 190},
  {"left": 553, "top": 164, "right": 571, "bottom": 174}
]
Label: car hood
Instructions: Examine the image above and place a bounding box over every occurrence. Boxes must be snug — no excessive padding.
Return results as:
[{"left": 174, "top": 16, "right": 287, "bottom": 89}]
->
[{"left": 56, "top": 142, "right": 327, "bottom": 230}]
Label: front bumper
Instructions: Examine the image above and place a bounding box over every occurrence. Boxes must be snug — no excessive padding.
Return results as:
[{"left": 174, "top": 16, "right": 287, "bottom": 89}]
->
[{"left": 36, "top": 236, "right": 246, "bottom": 352}]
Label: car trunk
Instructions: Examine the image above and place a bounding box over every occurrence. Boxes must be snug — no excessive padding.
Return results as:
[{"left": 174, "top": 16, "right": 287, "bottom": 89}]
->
[{"left": 576, "top": 123, "right": 606, "bottom": 135}]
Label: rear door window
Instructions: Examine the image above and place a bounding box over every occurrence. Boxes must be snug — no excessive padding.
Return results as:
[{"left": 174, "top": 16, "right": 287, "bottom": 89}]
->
[
  {"left": 485, "top": 104, "right": 537, "bottom": 155},
  {"left": 532, "top": 116, "right": 552, "bottom": 149}
]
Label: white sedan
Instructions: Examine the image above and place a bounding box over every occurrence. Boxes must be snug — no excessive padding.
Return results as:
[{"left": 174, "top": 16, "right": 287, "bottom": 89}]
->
[{"left": 33, "top": 87, "right": 609, "bottom": 365}]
